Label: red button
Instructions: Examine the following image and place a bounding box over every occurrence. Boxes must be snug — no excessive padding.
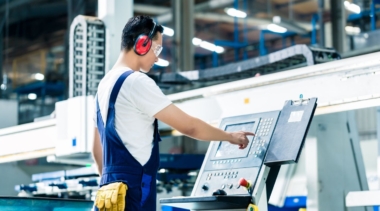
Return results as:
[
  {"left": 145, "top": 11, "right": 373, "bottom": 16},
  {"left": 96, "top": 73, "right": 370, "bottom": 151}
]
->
[{"left": 239, "top": 178, "right": 249, "bottom": 188}]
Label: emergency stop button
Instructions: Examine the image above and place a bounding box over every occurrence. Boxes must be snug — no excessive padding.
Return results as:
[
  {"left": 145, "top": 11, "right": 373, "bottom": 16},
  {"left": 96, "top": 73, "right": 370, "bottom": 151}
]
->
[{"left": 239, "top": 178, "right": 251, "bottom": 189}]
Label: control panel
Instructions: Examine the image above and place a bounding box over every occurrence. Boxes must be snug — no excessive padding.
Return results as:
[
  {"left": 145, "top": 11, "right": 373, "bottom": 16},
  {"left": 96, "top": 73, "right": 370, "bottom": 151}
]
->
[
  {"left": 160, "top": 98, "right": 317, "bottom": 210},
  {"left": 192, "top": 111, "right": 280, "bottom": 197}
]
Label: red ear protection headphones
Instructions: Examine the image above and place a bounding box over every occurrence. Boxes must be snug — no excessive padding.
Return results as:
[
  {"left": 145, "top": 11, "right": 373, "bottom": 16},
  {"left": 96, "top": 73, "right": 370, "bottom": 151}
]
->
[{"left": 133, "top": 21, "right": 157, "bottom": 56}]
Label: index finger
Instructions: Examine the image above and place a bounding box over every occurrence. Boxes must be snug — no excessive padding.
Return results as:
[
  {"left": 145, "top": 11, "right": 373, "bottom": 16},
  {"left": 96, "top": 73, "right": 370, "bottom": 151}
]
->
[{"left": 243, "top": 132, "right": 255, "bottom": 136}]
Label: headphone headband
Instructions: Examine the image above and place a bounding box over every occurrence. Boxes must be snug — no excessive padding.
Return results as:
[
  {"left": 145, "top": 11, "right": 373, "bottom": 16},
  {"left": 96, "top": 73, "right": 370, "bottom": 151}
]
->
[{"left": 143, "top": 21, "right": 157, "bottom": 46}]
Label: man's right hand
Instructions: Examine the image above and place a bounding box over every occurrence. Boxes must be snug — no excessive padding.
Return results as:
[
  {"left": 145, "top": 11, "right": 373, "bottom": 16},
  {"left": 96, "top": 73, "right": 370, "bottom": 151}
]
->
[{"left": 228, "top": 131, "right": 255, "bottom": 149}]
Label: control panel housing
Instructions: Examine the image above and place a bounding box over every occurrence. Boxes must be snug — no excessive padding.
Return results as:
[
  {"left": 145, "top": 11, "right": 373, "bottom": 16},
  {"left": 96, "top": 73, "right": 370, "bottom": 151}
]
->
[{"left": 192, "top": 111, "right": 280, "bottom": 197}]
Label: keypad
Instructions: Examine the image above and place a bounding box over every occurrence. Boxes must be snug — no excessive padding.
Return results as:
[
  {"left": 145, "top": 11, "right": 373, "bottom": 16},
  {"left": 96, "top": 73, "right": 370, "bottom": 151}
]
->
[
  {"left": 257, "top": 118, "right": 273, "bottom": 136},
  {"left": 213, "top": 158, "right": 242, "bottom": 165},
  {"left": 205, "top": 170, "right": 239, "bottom": 180},
  {"left": 250, "top": 117, "right": 274, "bottom": 157}
]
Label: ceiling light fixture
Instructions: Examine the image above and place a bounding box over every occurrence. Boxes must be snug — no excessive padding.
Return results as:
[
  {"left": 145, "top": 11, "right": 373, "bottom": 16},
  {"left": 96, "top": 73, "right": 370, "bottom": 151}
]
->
[
  {"left": 344, "top": 1, "right": 361, "bottom": 14},
  {"left": 155, "top": 58, "right": 170, "bottom": 67},
  {"left": 193, "top": 37, "right": 224, "bottom": 53},
  {"left": 200, "top": 40, "right": 225, "bottom": 53},
  {"left": 224, "top": 8, "right": 247, "bottom": 18},
  {"left": 28, "top": 93, "right": 37, "bottom": 100},
  {"left": 162, "top": 26, "right": 174, "bottom": 37},
  {"left": 267, "top": 24, "right": 287, "bottom": 33},
  {"left": 273, "top": 16, "right": 281, "bottom": 24},
  {"left": 192, "top": 37, "right": 202, "bottom": 46},
  {"left": 34, "top": 73, "right": 44, "bottom": 81}
]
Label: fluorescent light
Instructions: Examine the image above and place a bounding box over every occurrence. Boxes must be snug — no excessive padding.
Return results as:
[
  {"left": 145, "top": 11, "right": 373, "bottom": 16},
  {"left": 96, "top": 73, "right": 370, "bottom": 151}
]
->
[
  {"left": 158, "top": 169, "right": 167, "bottom": 173},
  {"left": 199, "top": 40, "right": 225, "bottom": 54},
  {"left": 225, "top": 8, "right": 247, "bottom": 18},
  {"left": 155, "top": 58, "right": 169, "bottom": 67},
  {"left": 192, "top": 37, "right": 202, "bottom": 46},
  {"left": 162, "top": 26, "right": 174, "bottom": 37},
  {"left": 192, "top": 38, "right": 225, "bottom": 53},
  {"left": 267, "top": 24, "right": 287, "bottom": 33},
  {"left": 345, "top": 26, "right": 361, "bottom": 35},
  {"left": 344, "top": 1, "right": 361, "bottom": 14},
  {"left": 214, "top": 46, "right": 225, "bottom": 53},
  {"left": 34, "top": 73, "right": 44, "bottom": 80},
  {"left": 28, "top": 93, "right": 37, "bottom": 100},
  {"left": 273, "top": 16, "right": 281, "bottom": 24}
]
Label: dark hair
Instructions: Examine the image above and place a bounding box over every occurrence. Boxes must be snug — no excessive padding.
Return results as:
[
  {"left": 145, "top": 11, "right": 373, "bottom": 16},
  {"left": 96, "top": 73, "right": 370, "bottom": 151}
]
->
[{"left": 121, "top": 15, "right": 164, "bottom": 51}]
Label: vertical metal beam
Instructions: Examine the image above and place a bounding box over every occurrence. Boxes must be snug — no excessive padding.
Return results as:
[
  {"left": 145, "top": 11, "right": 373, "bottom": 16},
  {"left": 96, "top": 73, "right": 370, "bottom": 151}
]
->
[
  {"left": 371, "top": 0, "right": 376, "bottom": 31},
  {"left": 234, "top": 0, "right": 239, "bottom": 61},
  {"left": 174, "top": 0, "right": 194, "bottom": 151},
  {"left": 318, "top": 0, "right": 325, "bottom": 46},
  {"left": 181, "top": 0, "right": 194, "bottom": 72},
  {"left": 311, "top": 14, "right": 318, "bottom": 45},
  {"left": 171, "top": 0, "right": 180, "bottom": 72},
  {"left": 243, "top": 0, "right": 248, "bottom": 60},
  {"left": 259, "top": 31, "right": 267, "bottom": 56},
  {"left": 330, "top": 0, "right": 346, "bottom": 53},
  {"left": 98, "top": 0, "right": 133, "bottom": 73},
  {"left": 172, "top": 0, "right": 194, "bottom": 72},
  {"left": 289, "top": 0, "right": 293, "bottom": 21}
]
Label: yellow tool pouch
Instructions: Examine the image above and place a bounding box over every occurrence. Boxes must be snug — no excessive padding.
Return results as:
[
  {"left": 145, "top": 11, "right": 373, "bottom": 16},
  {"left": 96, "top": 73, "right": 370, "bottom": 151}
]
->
[{"left": 95, "top": 182, "right": 128, "bottom": 211}]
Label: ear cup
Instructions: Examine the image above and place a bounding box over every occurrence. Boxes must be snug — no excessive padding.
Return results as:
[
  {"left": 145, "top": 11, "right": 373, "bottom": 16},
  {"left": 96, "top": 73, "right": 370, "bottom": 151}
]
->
[{"left": 134, "top": 34, "right": 152, "bottom": 56}]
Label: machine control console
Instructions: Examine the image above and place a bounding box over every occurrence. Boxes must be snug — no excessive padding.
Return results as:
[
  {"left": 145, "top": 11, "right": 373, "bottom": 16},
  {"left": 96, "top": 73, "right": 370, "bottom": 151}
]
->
[
  {"left": 192, "top": 111, "right": 280, "bottom": 197},
  {"left": 160, "top": 98, "right": 317, "bottom": 210}
]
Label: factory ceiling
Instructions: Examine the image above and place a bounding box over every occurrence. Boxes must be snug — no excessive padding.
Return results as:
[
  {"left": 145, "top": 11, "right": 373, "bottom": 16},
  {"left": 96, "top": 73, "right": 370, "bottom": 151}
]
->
[{"left": 0, "top": 0, "right": 362, "bottom": 87}]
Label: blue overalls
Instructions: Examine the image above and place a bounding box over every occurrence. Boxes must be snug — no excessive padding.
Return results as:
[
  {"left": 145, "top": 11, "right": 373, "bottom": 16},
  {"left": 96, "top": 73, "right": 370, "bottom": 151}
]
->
[{"left": 95, "top": 70, "right": 160, "bottom": 211}]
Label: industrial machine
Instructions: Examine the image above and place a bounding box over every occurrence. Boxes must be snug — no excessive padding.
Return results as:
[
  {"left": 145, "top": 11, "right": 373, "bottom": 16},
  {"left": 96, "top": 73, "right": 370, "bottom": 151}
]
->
[{"left": 160, "top": 98, "right": 317, "bottom": 210}]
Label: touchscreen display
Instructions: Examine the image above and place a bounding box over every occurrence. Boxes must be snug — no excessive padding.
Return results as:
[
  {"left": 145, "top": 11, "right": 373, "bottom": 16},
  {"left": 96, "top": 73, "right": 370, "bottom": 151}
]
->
[{"left": 214, "top": 122, "right": 255, "bottom": 159}]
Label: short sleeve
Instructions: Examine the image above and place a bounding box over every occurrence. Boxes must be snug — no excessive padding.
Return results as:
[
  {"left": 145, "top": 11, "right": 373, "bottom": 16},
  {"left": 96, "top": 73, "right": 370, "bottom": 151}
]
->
[{"left": 129, "top": 73, "right": 172, "bottom": 117}]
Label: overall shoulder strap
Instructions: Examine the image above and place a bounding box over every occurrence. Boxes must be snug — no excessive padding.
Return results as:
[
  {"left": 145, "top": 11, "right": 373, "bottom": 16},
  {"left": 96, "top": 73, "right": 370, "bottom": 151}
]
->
[{"left": 108, "top": 70, "right": 134, "bottom": 108}]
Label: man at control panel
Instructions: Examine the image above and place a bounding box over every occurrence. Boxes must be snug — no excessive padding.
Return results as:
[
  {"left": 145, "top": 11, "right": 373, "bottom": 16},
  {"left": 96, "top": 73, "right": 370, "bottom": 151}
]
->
[{"left": 91, "top": 15, "right": 254, "bottom": 211}]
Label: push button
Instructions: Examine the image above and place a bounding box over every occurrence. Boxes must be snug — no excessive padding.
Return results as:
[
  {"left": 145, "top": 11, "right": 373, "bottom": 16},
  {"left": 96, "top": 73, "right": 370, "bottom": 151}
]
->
[
  {"left": 239, "top": 178, "right": 251, "bottom": 189},
  {"left": 202, "top": 184, "right": 209, "bottom": 191}
]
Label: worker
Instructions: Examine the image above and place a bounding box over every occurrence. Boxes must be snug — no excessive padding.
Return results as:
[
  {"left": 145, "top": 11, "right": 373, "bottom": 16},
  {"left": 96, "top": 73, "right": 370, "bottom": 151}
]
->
[{"left": 92, "top": 15, "right": 254, "bottom": 211}]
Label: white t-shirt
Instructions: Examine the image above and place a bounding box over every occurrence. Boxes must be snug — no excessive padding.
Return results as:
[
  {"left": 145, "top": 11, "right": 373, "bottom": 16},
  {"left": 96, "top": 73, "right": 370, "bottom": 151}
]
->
[{"left": 94, "top": 68, "right": 172, "bottom": 166}]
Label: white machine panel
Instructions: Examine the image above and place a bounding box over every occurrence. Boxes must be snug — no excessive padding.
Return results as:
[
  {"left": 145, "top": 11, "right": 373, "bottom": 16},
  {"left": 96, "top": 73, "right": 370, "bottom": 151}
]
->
[
  {"left": 55, "top": 96, "right": 94, "bottom": 157},
  {"left": 0, "top": 119, "right": 56, "bottom": 163}
]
